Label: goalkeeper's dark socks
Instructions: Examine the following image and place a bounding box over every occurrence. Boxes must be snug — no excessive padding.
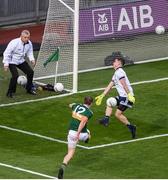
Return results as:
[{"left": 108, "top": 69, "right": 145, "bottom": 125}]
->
[
  {"left": 127, "top": 124, "right": 136, "bottom": 139},
  {"left": 99, "top": 116, "right": 109, "bottom": 126},
  {"left": 127, "top": 124, "right": 134, "bottom": 131},
  {"left": 127, "top": 123, "right": 131, "bottom": 128},
  {"left": 104, "top": 115, "right": 109, "bottom": 121}
]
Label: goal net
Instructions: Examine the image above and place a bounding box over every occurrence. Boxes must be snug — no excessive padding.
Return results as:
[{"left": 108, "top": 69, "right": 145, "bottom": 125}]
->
[
  {"left": 34, "top": 0, "right": 75, "bottom": 92},
  {"left": 34, "top": 0, "right": 168, "bottom": 92}
]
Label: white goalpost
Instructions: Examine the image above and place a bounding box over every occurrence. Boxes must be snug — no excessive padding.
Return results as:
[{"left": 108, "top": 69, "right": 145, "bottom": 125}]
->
[
  {"left": 73, "top": 0, "right": 79, "bottom": 93},
  {"left": 34, "top": 0, "right": 168, "bottom": 94},
  {"left": 34, "top": 0, "right": 78, "bottom": 93}
]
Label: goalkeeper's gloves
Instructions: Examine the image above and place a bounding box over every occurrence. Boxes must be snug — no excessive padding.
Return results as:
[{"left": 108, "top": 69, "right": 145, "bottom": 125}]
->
[
  {"left": 128, "top": 93, "right": 135, "bottom": 104},
  {"left": 95, "top": 93, "right": 105, "bottom": 106}
]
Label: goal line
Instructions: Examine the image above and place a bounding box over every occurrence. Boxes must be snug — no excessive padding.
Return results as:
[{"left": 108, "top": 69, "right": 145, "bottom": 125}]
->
[
  {"left": 34, "top": 58, "right": 168, "bottom": 81},
  {"left": 0, "top": 77, "right": 168, "bottom": 108}
]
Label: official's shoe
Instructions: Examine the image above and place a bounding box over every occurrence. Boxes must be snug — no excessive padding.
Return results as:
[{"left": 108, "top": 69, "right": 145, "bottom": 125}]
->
[
  {"left": 58, "top": 167, "right": 64, "bottom": 179},
  {"left": 98, "top": 118, "right": 109, "bottom": 127},
  {"left": 27, "top": 90, "right": 37, "bottom": 95},
  {"left": 128, "top": 124, "right": 136, "bottom": 139},
  {"left": 6, "top": 92, "right": 14, "bottom": 98}
]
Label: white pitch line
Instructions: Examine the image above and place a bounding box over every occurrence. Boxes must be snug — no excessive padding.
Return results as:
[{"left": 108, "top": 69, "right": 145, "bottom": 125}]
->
[
  {"left": 0, "top": 125, "right": 89, "bottom": 149},
  {"left": 131, "top": 77, "right": 168, "bottom": 86},
  {"left": 0, "top": 92, "right": 73, "bottom": 108},
  {"left": 0, "top": 77, "right": 168, "bottom": 108},
  {"left": 0, "top": 124, "right": 167, "bottom": 150},
  {"left": 88, "top": 134, "right": 168, "bottom": 150},
  {"left": 35, "top": 58, "right": 167, "bottom": 78},
  {"left": 79, "top": 77, "right": 168, "bottom": 93},
  {"left": 0, "top": 162, "right": 56, "bottom": 179}
]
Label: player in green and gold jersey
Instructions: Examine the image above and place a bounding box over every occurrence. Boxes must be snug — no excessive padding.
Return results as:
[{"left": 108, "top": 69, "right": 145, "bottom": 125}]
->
[{"left": 57, "top": 96, "right": 93, "bottom": 179}]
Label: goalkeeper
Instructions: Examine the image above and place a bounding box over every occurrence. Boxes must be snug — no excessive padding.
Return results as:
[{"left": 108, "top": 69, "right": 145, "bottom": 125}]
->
[{"left": 95, "top": 52, "right": 136, "bottom": 139}]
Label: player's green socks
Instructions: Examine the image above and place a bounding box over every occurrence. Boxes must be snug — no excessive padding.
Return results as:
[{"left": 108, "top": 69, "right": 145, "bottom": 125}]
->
[
  {"left": 58, "top": 163, "right": 67, "bottom": 179},
  {"left": 61, "top": 163, "right": 67, "bottom": 170}
]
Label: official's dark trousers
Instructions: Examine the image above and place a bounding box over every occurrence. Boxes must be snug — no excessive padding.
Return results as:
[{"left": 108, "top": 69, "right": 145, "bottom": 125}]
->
[{"left": 8, "top": 61, "right": 34, "bottom": 94}]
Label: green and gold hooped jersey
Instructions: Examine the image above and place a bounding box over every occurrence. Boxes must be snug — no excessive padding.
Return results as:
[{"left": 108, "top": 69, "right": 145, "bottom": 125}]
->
[{"left": 69, "top": 103, "right": 93, "bottom": 133}]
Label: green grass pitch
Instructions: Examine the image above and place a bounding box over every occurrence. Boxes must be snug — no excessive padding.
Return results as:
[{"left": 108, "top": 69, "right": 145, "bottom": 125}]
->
[{"left": 0, "top": 60, "right": 167, "bottom": 178}]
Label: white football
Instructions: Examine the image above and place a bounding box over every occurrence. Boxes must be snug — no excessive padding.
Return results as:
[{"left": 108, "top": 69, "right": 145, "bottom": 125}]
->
[
  {"left": 106, "top": 97, "right": 117, "bottom": 107},
  {"left": 54, "top": 83, "right": 64, "bottom": 92},
  {"left": 17, "top": 75, "right": 27, "bottom": 85},
  {"left": 155, "top": 25, "right": 165, "bottom": 35}
]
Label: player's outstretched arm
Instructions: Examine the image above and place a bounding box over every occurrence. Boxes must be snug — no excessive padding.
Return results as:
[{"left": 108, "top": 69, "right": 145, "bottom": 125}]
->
[
  {"left": 69, "top": 103, "right": 76, "bottom": 108},
  {"left": 95, "top": 81, "right": 114, "bottom": 106},
  {"left": 95, "top": 93, "right": 105, "bottom": 106}
]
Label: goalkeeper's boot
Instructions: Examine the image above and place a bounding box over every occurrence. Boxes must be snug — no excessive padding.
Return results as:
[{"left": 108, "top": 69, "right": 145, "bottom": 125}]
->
[
  {"left": 58, "top": 167, "right": 64, "bottom": 179},
  {"left": 98, "top": 116, "right": 109, "bottom": 127},
  {"left": 127, "top": 124, "right": 136, "bottom": 139}
]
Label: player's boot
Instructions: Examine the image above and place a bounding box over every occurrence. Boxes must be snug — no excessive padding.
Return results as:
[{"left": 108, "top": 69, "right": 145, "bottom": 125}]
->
[
  {"left": 58, "top": 167, "right": 64, "bottom": 179},
  {"left": 127, "top": 124, "right": 136, "bottom": 139},
  {"left": 98, "top": 117, "right": 109, "bottom": 127}
]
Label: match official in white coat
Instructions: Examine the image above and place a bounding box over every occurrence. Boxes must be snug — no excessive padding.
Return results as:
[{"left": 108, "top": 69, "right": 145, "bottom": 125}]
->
[{"left": 3, "top": 30, "right": 36, "bottom": 98}]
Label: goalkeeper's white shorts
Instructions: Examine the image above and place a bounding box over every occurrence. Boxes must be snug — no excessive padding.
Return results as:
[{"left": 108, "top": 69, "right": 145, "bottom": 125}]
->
[{"left": 67, "top": 130, "right": 89, "bottom": 148}]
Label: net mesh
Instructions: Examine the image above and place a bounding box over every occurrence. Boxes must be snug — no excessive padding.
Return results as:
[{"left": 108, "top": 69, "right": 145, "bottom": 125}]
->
[
  {"left": 34, "top": 0, "right": 74, "bottom": 91},
  {"left": 34, "top": 0, "right": 168, "bottom": 91}
]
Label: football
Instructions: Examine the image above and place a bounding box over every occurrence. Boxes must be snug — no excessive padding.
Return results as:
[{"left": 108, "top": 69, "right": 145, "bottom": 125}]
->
[
  {"left": 54, "top": 83, "right": 64, "bottom": 92},
  {"left": 17, "top": 75, "right": 27, "bottom": 85},
  {"left": 106, "top": 97, "right": 117, "bottom": 107},
  {"left": 155, "top": 25, "right": 165, "bottom": 35}
]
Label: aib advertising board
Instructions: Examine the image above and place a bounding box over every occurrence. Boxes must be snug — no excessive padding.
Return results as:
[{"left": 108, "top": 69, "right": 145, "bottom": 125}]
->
[{"left": 79, "top": 0, "right": 168, "bottom": 42}]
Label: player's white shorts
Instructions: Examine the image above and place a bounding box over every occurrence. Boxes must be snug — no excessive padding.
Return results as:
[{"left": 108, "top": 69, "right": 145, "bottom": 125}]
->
[{"left": 67, "top": 130, "right": 89, "bottom": 148}]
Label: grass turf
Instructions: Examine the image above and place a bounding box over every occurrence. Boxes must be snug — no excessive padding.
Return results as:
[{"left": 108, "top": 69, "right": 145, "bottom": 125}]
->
[
  {"left": 0, "top": 80, "right": 167, "bottom": 178},
  {"left": 0, "top": 60, "right": 168, "bottom": 104},
  {"left": 0, "top": 59, "right": 167, "bottom": 178}
]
